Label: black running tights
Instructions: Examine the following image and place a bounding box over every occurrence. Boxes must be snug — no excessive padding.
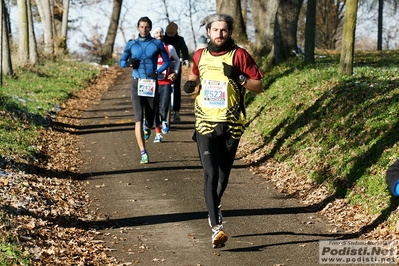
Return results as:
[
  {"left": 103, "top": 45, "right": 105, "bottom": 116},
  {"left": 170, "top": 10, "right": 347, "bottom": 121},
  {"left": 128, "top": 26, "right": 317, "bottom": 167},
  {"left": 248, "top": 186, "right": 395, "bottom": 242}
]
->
[{"left": 194, "top": 128, "right": 240, "bottom": 227}]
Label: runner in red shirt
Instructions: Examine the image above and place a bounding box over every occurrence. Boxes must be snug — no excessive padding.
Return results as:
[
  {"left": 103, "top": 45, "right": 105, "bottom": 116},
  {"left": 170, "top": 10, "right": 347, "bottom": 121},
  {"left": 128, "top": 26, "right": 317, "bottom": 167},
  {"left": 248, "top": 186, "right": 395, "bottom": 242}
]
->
[{"left": 183, "top": 13, "right": 263, "bottom": 248}]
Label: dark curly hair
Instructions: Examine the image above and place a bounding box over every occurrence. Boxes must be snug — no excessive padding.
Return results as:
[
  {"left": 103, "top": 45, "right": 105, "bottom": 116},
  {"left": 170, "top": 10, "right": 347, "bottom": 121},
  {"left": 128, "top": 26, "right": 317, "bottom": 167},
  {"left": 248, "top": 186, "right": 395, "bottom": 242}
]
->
[{"left": 137, "top": 16, "right": 152, "bottom": 30}]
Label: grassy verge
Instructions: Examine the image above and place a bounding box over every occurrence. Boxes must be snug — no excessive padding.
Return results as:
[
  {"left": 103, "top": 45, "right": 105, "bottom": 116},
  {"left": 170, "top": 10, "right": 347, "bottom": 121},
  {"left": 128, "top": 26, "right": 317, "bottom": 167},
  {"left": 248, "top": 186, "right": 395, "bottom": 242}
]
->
[
  {"left": 0, "top": 58, "right": 102, "bottom": 264},
  {"left": 0, "top": 59, "right": 101, "bottom": 161},
  {"left": 244, "top": 50, "right": 399, "bottom": 230}
]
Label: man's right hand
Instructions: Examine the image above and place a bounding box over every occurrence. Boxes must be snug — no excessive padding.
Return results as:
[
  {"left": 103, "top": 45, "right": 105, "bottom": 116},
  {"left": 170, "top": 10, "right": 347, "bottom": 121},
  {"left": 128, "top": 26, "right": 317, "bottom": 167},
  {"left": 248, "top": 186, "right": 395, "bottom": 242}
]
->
[
  {"left": 127, "top": 57, "right": 140, "bottom": 69},
  {"left": 183, "top": 80, "right": 196, "bottom": 93},
  {"left": 222, "top": 62, "right": 239, "bottom": 81}
]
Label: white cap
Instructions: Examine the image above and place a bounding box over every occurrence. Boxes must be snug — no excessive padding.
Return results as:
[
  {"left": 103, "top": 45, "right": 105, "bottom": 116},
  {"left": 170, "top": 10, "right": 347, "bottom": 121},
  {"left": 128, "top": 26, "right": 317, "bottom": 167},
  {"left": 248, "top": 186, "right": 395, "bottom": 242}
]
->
[{"left": 153, "top": 26, "right": 164, "bottom": 34}]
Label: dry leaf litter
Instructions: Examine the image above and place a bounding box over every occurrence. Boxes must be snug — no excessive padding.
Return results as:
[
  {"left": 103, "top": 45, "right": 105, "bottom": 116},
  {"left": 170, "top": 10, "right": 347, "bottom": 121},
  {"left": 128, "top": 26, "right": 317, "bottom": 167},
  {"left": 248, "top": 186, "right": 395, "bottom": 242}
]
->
[{"left": 0, "top": 66, "right": 122, "bottom": 265}]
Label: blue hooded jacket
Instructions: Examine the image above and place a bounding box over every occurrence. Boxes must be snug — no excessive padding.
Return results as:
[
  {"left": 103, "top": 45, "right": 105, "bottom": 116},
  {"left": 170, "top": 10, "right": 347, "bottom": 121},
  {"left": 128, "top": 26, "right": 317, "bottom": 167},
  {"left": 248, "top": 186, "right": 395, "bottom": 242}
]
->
[{"left": 119, "top": 34, "right": 171, "bottom": 79}]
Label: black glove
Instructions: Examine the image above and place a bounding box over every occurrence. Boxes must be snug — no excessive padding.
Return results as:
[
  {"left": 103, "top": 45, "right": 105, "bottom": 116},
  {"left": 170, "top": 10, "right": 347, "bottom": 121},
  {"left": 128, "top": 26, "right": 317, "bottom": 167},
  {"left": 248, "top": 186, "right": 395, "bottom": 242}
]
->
[
  {"left": 222, "top": 62, "right": 239, "bottom": 81},
  {"left": 184, "top": 80, "right": 196, "bottom": 93},
  {"left": 147, "top": 71, "right": 159, "bottom": 79},
  {"left": 127, "top": 57, "right": 140, "bottom": 69}
]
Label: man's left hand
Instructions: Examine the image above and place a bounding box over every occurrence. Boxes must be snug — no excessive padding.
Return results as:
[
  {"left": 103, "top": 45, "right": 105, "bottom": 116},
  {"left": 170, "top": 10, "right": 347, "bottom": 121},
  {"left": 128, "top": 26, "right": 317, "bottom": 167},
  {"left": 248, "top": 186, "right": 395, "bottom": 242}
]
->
[
  {"left": 222, "top": 62, "right": 239, "bottom": 81},
  {"left": 167, "top": 73, "right": 177, "bottom": 81},
  {"left": 148, "top": 71, "right": 159, "bottom": 79},
  {"left": 183, "top": 80, "right": 196, "bottom": 93}
]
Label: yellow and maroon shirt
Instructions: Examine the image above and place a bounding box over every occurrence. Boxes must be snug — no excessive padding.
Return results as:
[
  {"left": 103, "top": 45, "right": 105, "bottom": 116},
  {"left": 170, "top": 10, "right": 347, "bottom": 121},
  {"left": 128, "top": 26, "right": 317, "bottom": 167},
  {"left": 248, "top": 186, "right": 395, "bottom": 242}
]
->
[
  {"left": 192, "top": 45, "right": 263, "bottom": 138},
  {"left": 194, "top": 48, "right": 243, "bottom": 138}
]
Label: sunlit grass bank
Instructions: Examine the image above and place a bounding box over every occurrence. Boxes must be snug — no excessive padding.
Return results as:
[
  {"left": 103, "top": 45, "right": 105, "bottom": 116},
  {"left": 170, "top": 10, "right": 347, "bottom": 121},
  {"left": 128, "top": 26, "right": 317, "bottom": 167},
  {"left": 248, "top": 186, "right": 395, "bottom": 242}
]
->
[{"left": 244, "top": 51, "right": 399, "bottom": 226}]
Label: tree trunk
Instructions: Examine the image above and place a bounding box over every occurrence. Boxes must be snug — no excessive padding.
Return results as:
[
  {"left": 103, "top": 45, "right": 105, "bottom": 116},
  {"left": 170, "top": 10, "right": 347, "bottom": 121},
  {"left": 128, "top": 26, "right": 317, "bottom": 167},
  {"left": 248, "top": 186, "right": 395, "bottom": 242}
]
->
[
  {"left": 252, "top": 0, "right": 303, "bottom": 69},
  {"left": 101, "top": 0, "right": 122, "bottom": 64},
  {"left": 1, "top": 0, "right": 13, "bottom": 76},
  {"left": 339, "top": 0, "right": 358, "bottom": 75},
  {"left": 216, "top": 0, "right": 248, "bottom": 45},
  {"left": 53, "top": 0, "right": 70, "bottom": 54},
  {"left": 242, "top": 0, "right": 248, "bottom": 25},
  {"left": 187, "top": 0, "right": 197, "bottom": 49},
  {"left": 36, "top": 0, "right": 54, "bottom": 55},
  {"left": 304, "top": 0, "right": 316, "bottom": 64},
  {"left": 162, "top": 0, "right": 171, "bottom": 24},
  {"left": 377, "top": 0, "right": 383, "bottom": 50},
  {"left": 17, "top": 0, "right": 38, "bottom": 65},
  {"left": 274, "top": 0, "right": 303, "bottom": 64},
  {"left": 61, "top": 0, "right": 69, "bottom": 37},
  {"left": 17, "top": 0, "right": 29, "bottom": 64},
  {"left": 315, "top": 0, "right": 345, "bottom": 50},
  {"left": 252, "top": 0, "right": 276, "bottom": 57},
  {"left": 27, "top": 0, "right": 38, "bottom": 64}
]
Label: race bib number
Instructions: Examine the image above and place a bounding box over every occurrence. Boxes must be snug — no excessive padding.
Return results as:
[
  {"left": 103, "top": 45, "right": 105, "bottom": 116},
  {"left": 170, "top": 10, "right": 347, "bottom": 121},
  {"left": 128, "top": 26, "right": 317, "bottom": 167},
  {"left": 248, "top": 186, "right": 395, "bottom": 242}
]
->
[
  {"left": 202, "top": 79, "right": 228, "bottom": 108},
  {"left": 138, "top": 79, "right": 156, "bottom": 97}
]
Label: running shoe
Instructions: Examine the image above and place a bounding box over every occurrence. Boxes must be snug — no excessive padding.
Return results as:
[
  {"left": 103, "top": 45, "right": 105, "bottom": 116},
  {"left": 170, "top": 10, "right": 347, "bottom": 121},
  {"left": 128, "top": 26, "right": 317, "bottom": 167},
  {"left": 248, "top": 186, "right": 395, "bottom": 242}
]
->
[
  {"left": 173, "top": 111, "right": 180, "bottom": 121},
  {"left": 161, "top": 121, "right": 169, "bottom": 134},
  {"left": 140, "top": 152, "right": 149, "bottom": 164},
  {"left": 208, "top": 206, "right": 223, "bottom": 227},
  {"left": 153, "top": 134, "right": 163, "bottom": 143},
  {"left": 143, "top": 126, "right": 151, "bottom": 141},
  {"left": 211, "top": 224, "right": 228, "bottom": 248}
]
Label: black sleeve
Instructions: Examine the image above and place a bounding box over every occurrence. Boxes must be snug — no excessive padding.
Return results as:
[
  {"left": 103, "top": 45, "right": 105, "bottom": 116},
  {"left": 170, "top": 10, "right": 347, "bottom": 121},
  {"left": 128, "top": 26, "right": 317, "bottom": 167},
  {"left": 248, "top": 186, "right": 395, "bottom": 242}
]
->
[{"left": 179, "top": 36, "right": 190, "bottom": 61}]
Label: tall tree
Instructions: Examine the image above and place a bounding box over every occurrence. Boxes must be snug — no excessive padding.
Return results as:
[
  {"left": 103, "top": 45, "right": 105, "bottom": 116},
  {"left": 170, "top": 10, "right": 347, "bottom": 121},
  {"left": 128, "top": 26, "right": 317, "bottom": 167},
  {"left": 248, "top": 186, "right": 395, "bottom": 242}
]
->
[
  {"left": 216, "top": 0, "right": 248, "bottom": 44},
  {"left": 17, "top": 0, "right": 29, "bottom": 64},
  {"left": 113, "top": 0, "right": 137, "bottom": 45},
  {"left": 101, "top": 0, "right": 122, "bottom": 64},
  {"left": 155, "top": 0, "right": 212, "bottom": 50},
  {"left": 252, "top": 0, "right": 304, "bottom": 69},
  {"left": 359, "top": 0, "right": 397, "bottom": 50},
  {"left": 377, "top": 0, "right": 383, "bottom": 50},
  {"left": 17, "top": 0, "right": 37, "bottom": 65},
  {"left": 162, "top": 0, "right": 171, "bottom": 23},
  {"left": 297, "top": 0, "right": 345, "bottom": 50},
  {"left": 1, "top": 0, "right": 13, "bottom": 76},
  {"left": 252, "top": 0, "right": 276, "bottom": 59},
  {"left": 242, "top": 0, "right": 249, "bottom": 26},
  {"left": 181, "top": 0, "right": 214, "bottom": 49},
  {"left": 27, "top": 0, "right": 38, "bottom": 64},
  {"left": 61, "top": 0, "right": 69, "bottom": 39},
  {"left": 53, "top": 0, "right": 70, "bottom": 54},
  {"left": 36, "top": 0, "right": 55, "bottom": 55},
  {"left": 186, "top": 0, "right": 197, "bottom": 49},
  {"left": 316, "top": 0, "right": 345, "bottom": 49},
  {"left": 339, "top": 0, "right": 358, "bottom": 75},
  {"left": 304, "top": 0, "right": 316, "bottom": 64}
]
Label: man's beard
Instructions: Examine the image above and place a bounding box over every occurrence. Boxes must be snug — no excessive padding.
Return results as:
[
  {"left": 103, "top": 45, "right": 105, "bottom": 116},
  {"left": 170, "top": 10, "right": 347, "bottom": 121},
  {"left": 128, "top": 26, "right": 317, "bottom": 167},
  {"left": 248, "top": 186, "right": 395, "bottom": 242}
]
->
[
  {"left": 210, "top": 37, "right": 228, "bottom": 47},
  {"left": 208, "top": 37, "right": 234, "bottom": 53}
]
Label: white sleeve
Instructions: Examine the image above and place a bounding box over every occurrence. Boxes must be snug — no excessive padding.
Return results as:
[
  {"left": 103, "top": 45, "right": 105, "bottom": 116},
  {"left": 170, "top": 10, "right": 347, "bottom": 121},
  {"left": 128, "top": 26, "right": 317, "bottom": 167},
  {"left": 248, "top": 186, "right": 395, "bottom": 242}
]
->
[{"left": 168, "top": 45, "right": 181, "bottom": 74}]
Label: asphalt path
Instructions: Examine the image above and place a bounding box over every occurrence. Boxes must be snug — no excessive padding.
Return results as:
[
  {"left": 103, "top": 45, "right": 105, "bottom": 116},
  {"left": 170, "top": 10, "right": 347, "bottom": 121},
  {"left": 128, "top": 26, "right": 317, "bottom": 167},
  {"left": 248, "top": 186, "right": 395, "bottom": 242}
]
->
[{"left": 77, "top": 68, "right": 345, "bottom": 266}]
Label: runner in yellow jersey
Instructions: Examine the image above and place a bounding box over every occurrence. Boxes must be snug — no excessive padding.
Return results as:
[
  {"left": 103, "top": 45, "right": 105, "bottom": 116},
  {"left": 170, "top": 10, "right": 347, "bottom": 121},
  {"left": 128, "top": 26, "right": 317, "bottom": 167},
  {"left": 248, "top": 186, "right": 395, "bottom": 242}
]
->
[{"left": 183, "top": 13, "right": 263, "bottom": 248}]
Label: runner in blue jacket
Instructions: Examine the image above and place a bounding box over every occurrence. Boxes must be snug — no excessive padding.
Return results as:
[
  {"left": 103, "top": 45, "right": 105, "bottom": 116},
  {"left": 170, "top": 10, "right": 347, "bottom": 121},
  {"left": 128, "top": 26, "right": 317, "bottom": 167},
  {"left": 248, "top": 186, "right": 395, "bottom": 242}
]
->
[{"left": 119, "top": 16, "right": 171, "bottom": 164}]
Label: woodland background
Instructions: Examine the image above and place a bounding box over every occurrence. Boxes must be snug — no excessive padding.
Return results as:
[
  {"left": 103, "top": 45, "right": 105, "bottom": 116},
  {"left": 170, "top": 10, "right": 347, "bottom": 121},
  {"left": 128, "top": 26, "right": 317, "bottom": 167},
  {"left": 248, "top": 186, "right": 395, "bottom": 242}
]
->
[{"left": 2, "top": 0, "right": 399, "bottom": 74}]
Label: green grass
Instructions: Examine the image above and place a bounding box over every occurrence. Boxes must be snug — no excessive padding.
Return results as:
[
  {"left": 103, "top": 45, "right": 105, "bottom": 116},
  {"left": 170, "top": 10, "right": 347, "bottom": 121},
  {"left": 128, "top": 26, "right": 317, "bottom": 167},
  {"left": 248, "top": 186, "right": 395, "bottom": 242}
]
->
[
  {"left": 0, "top": 243, "right": 30, "bottom": 266},
  {"left": 0, "top": 211, "right": 30, "bottom": 265},
  {"left": 244, "top": 50, "right": 399, "bottom": 219},
  {"left": 0, "top": 59, "right": 101, "bottom": 161},
  {"left": 0, "top": 58, "right": 102, "bottom": 265}
]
